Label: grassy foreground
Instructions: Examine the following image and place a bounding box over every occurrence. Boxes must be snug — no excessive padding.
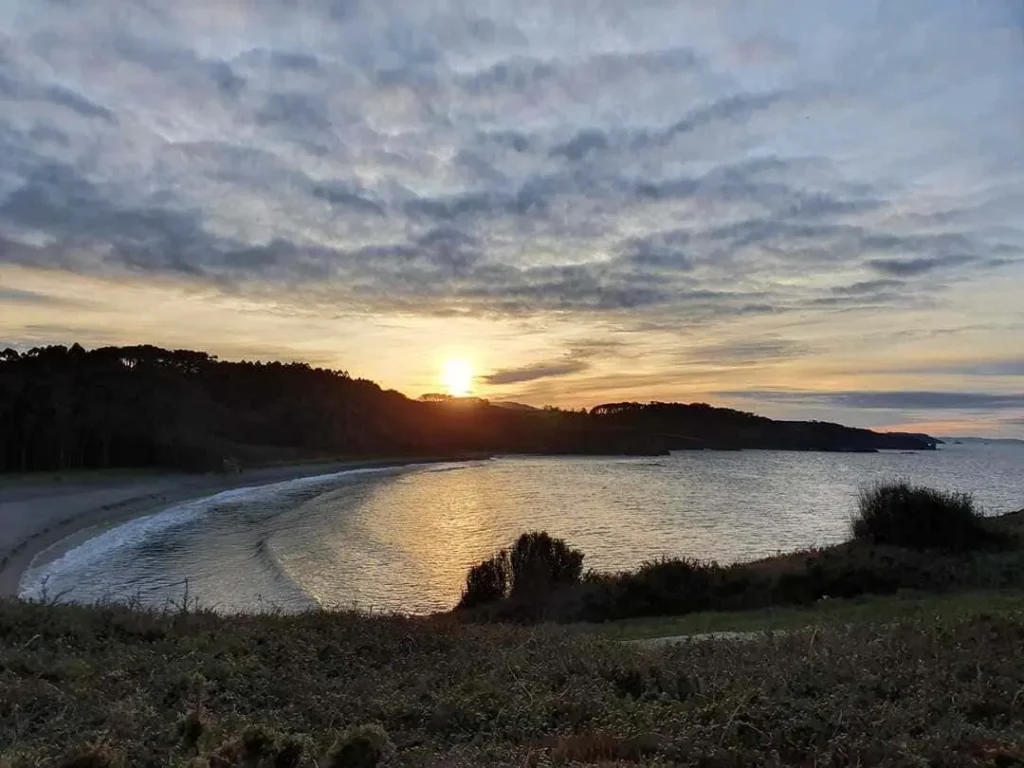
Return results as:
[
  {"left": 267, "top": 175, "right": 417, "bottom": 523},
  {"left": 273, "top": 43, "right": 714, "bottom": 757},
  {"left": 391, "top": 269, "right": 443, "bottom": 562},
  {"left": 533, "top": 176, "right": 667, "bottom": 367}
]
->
[
  {"left": 4, "top": 600, "right": 1024, "bottom": 766},
  {"left": 580, "top": 589, "right": 1024, "bottom": 641}
]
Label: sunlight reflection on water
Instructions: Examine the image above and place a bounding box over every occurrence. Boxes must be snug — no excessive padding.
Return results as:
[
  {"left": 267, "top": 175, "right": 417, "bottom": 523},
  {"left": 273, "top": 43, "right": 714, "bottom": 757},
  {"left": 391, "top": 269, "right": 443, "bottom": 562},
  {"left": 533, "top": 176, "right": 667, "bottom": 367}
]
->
[{"left": 22, "top": 444, "right": 1024, "bottom": 614}]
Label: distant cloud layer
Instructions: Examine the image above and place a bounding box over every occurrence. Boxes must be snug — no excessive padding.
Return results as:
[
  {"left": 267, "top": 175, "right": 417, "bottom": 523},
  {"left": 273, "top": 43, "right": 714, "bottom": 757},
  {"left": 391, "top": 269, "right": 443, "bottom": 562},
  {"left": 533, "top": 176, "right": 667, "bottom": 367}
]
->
[
  {"left": 1, "top": 0, "right": 1022, "bottom": 433},
  {"left": 722, "top": 390, "right": 1024, "bottom": 412}
]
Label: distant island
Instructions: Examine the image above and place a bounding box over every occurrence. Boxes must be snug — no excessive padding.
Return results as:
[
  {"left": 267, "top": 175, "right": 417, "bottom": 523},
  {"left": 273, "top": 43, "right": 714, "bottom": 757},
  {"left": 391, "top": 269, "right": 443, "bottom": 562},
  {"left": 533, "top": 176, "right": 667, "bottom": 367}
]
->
[{"left": 0, "top": 344, "right": 936, "bottom": 474}]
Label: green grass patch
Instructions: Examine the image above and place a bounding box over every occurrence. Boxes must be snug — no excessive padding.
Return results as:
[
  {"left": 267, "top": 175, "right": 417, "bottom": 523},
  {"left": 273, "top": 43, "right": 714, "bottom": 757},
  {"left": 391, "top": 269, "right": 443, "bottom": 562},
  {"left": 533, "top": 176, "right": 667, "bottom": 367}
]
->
[{"left": 583, "top": 589, "right": 1024, "bottom": 641}]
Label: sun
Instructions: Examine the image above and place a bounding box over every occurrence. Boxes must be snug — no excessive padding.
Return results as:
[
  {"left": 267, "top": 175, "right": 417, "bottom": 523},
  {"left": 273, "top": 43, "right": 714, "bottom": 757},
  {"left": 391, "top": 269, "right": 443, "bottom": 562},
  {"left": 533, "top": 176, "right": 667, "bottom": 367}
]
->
[{"left": 441, "top": 359, "right": 474, "bottom": 397}]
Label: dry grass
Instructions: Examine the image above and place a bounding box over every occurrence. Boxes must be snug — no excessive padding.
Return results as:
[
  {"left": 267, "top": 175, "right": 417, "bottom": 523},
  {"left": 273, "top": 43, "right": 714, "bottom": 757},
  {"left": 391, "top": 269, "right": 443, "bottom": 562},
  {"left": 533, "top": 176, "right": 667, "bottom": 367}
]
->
[
  {"left": 580, "top": 589, "right": 1024, "bottom": 641},
  {"left": 4, "top": 600, "right": 1024, "bottom": 766}
]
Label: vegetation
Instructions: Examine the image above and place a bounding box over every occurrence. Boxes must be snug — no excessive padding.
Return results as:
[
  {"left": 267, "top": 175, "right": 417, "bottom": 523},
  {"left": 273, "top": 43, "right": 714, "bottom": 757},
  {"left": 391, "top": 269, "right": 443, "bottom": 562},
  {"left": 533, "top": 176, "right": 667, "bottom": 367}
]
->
[
  {"left": 4, "top": 599, "right": 1024, "bottom": 766},
  {"left": 852, "top": 481, "right": 1006, "bottom": 551},
  {"left": 459, "top": 532, "right": 584, "bottom": 613},
  {"left": 460, "top": 495, "right": 1024, "bottom": 624},
  {"left": 578, "top": 589, "right": 1024, "bottom": 641},
  {"left": 1, "top": 344, "right": 936, "bottom": 474},
  {"left": 590, "top": 401, "right": 938, "bottom": 451}
]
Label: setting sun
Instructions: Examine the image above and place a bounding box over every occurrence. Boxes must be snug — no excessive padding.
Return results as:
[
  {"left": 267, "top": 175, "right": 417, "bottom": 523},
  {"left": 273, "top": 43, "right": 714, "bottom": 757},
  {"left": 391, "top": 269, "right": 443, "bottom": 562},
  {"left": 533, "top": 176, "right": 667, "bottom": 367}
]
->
[{"left": 441, "top": 359, "right": 474, "bottom": 397}]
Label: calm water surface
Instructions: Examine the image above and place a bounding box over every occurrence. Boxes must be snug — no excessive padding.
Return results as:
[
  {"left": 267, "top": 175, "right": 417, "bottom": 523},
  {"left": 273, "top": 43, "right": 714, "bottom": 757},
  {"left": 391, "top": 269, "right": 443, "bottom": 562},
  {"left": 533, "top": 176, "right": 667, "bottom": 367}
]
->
[{"left": 21, "top": 444, "right": 1024, "bottom": 614}]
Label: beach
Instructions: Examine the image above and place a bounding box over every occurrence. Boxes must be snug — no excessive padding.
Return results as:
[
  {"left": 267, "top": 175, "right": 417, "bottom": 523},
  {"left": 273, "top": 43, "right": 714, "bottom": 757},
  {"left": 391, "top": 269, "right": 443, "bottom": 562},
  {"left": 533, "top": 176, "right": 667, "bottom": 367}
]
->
[{"left": 0, "top": 458, "right": 467, "bottom": 600}]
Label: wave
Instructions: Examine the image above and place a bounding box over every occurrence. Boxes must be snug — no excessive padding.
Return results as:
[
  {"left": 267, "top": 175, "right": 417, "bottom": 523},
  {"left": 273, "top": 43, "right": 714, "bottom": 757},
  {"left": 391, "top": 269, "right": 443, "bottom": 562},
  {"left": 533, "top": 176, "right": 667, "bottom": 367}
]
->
[
  {"left": 252, "top": 536, "right": 295, "bottom": 588},
  {"left": 19, "top": 462, "right": 456, "bottom": 602}
]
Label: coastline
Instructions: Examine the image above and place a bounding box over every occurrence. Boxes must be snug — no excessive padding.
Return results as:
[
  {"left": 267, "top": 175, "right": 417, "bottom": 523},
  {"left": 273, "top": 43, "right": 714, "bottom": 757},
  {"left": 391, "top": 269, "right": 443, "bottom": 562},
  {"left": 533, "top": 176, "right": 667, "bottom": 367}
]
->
[{"left": 0, "top": 456, "right": 482, "bottom": 600}]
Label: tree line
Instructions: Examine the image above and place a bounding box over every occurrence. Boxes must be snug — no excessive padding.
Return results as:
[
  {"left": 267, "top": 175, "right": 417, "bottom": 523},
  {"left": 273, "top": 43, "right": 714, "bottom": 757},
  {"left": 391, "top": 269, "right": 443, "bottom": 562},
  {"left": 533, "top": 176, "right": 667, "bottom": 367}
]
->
[{"left": 0, "top": 344, "right": 935, "bottom": 474}]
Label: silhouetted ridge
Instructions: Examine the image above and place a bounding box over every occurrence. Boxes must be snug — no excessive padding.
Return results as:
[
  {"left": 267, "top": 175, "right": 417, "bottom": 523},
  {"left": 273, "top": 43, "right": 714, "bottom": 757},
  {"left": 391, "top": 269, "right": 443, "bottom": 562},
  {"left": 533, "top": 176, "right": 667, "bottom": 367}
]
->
[
  {"left": 590, "top": 401, "right": 937, "bottom": 452},
  {"left": 0, "top": 345, "right": 936, "bottom": 473}
]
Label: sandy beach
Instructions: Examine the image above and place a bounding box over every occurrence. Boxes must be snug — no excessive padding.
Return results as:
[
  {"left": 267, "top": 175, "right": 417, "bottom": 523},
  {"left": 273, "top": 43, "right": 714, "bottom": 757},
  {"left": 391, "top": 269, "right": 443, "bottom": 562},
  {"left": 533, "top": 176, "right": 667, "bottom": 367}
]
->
[{"left": 0, "top": 458, "right": 467, "bottom": 600}]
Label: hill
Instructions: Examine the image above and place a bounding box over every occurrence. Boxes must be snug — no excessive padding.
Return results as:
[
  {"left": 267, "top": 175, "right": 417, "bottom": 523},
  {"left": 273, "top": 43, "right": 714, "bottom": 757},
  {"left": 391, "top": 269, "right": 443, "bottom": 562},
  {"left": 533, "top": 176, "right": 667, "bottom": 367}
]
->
[
  {"left": 0, "top": 344, "right": 935, "bottom": 473},
  {"left": 589, "top": 401, "right": 936, "bottom": 452}
]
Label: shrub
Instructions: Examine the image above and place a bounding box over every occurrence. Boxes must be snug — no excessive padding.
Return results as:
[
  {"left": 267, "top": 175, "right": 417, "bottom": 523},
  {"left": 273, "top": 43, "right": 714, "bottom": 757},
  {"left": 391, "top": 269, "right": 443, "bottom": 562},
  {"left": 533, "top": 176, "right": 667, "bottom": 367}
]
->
[
  {"left": 610, "top": 558, "right": 719, "bottom": 617},
  {"left": 326, "top": 724, "right": 393, "bottom": 768},
  {"left": 458, "top": 532, "right": 583, "bottom": 611},
  {"left": 852, "top": 482, "right": 1002, "bottom": 552},
  {"left": 56, "top": 746, "right": 117, "bottom": 768},
  {"left": 459, "top": 552, "right": 509, "bottom": 609},
  {"left": 571, "top": 558, "right": 777, "bottom": 621},
  {"left": 508, "top": 531, "right": 584, "bottom": 599}
]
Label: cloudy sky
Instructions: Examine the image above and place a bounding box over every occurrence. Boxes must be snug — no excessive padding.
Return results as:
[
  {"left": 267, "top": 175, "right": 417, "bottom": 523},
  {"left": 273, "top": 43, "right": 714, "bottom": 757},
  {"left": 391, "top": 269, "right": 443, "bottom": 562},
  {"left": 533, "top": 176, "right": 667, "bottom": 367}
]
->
[{"left": 1, "top": 0, "right": 1022, "bottom": 435}]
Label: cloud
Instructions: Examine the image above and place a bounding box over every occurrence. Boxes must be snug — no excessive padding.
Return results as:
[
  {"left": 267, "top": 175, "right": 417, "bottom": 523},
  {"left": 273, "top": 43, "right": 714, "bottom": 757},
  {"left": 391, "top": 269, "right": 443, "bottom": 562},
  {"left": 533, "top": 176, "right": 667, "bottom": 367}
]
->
[
  {"left": 0, "top": 288, "right": 69, "bottom": 305},
  {"left": 0, "top": 162, "right": 214, "bottom": 276},
  {"left": 831, "top": 279, "right": 905, "bottom": 295},
  {"left": 483, "top": 337, "right": 626, "bottom": 384},
  {"left": 720, "top": 389, "right": 1024, "bottom": 411},
  {"left": 43, "top": 85, "right": 114, "bottom": 122},
  {"left": 963, "top": 360, "right": 1024, "bottom": 377},
  {"left": 256, "top": 93, "right": 330, "bottom": 132},
  {"left": 896, "top": 359, "right": 1024, "bottom": 377},
  {"left": 618, "top": 230, "right": 693, "bottom": 270},
  {"left": 0, "top": 0, "right": 1022, "bottom": 421},
  {"left": 310, "top": 182, "right": 384, "bottom": 214},
  {"left": 660, "top": 90, "right": 789, "bottom": 142},
  {"left": 484, "top": 357, "right": 590, "bottom": 385},
  {"left": 683, "top": 337, "right": 811, "bottom": 367},
  {"left": 868, "top": 255, "right": 974, "bottom": 277},
  {"left": 550, "top": 129, "right": 610, "bottom": 162}
]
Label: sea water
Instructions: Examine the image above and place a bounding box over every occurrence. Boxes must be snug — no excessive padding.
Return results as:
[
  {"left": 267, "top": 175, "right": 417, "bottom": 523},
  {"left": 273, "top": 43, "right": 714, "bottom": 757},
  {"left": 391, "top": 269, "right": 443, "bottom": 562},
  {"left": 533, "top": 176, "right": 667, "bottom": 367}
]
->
[{"left": 20, "top": 443, "right": 1024, "bottom": 614}]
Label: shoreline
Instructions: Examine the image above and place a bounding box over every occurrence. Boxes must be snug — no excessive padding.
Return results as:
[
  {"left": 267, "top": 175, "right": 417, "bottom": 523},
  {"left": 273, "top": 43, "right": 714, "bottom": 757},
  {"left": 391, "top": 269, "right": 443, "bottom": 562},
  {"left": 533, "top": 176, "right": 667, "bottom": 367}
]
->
[{"left": 0, "top": 456, "right": 483, "bottom": 600}]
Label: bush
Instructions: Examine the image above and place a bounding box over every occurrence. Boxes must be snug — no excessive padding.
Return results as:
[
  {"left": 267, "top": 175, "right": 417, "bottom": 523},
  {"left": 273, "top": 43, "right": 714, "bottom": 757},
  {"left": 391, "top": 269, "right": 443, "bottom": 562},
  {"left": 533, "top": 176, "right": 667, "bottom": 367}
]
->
[
  {"left": 609, "top": 558, "right": 719, "bottom": 618},
  {"left": 458, "top": 532, "right": 583, "bottom": 611},
  {"left": 508, "top": 531, "right": 584, "bottom": 599},
  {"left": 327, "top": 724, "right": 393, "bottom": 768},
  {"left": 571, "top": 558, "right": 779, "bottom": 622},
  {"left": 459, "top": 553, "right": 509, "bottom": 609},
  {"left": 852, "top": 482, "right": 1002, "bottom": 552}
]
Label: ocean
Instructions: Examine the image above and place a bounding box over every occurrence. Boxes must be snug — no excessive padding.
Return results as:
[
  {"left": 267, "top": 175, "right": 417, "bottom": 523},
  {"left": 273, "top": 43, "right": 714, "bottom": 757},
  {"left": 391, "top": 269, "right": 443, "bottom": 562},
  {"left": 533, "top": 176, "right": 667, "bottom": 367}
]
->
[{"left": 20, "top": 443, "right": 1024, "bottom": 614}]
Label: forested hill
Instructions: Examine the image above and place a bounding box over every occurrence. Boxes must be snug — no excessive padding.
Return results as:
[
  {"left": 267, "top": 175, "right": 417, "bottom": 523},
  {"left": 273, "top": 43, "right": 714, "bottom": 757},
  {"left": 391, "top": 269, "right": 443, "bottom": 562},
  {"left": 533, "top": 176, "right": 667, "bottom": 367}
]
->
[
  {"left": 0, "top": 345, "right": 936, "bottom": 473},
  {"left": 589, "top": 402, "right": 939, "bottom": 453}
]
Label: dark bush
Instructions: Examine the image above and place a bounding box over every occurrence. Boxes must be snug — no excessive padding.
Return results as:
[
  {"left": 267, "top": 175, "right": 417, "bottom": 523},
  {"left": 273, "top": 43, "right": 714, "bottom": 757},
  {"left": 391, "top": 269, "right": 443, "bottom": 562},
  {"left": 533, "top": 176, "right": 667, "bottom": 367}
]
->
[
  {"left": 458, "top": 532, "right": 583, "bottom": 611},
  {"left": 852, "top": 482, "right": 1003, "bottom": 552},
  {"left": 572, "top": 558, "right": 777, "bottom": 622},
  {"left": 327, "top": 724, "right": 393, "bottom": 768},
  {"left": 459, "top": 551, "right": 509, "bottom": 609},
  {"left": 612, "top": 558, "right": 719, "bottom": 617},
  {"left": 508, "top": 531, "right": 584, "bottom": 599},
  {"left": 57, "top": 745, "right": 116, "bottom": 768}
]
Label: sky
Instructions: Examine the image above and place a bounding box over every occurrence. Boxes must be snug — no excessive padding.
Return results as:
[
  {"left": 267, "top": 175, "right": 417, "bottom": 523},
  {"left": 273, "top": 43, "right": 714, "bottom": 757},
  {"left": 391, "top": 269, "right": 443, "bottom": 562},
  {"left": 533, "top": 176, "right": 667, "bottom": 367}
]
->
[{"left": 1, "top": 0, "right": 1022, "bottom": 436}]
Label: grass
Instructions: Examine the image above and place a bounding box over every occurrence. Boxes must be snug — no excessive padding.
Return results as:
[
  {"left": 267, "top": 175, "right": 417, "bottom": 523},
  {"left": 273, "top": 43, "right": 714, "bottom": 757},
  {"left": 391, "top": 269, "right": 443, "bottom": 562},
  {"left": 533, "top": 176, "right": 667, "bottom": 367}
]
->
[
  {"left": 584, "top": 589, "right": 1024, "bottom": 641},
  {"left": 5, "top": 600, "right": 1024, "bottom": 766}
]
